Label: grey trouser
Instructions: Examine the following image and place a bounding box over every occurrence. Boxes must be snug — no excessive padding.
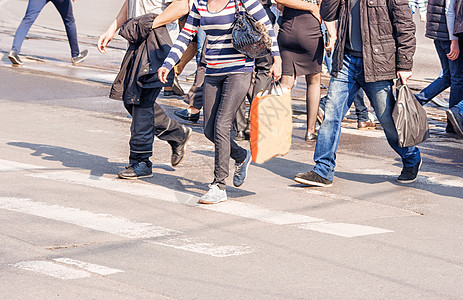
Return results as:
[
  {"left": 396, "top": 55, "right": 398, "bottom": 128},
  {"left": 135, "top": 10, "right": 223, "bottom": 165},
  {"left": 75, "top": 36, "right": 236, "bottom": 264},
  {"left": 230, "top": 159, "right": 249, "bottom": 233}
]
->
[{"left": 203, "top": 72, "right": 252, "bottom": 189}]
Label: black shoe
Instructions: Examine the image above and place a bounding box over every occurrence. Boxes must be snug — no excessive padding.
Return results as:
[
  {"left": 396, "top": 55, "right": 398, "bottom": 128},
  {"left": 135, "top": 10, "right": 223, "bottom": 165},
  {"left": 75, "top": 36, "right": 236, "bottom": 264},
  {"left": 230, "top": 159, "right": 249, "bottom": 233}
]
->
[
  {"left": 171, "top": 126, "right": 192, "bottom": 167},
  {"left": 71, "top": 50, "right": 88, "bottom": 64},
  {"left": 235, "top": 131, "right": 247, "bottom": 141},
  {"left": 174, "top": 109, "right": 200, "bottom": 123},
  {"left": 118, "top": 161, "right": 152, "bottom": 179},
  {"left": 8, "top": 51, "right": 23, "bottom": 65},
  {"left": 446, "top": 107, "right": 463, "bottom": 138},
  {"left": 294, "top": 171, "right": 333, "bottom": 187},
  {"left": 397, "top": 159, "right": 422, "bottom": 184}
]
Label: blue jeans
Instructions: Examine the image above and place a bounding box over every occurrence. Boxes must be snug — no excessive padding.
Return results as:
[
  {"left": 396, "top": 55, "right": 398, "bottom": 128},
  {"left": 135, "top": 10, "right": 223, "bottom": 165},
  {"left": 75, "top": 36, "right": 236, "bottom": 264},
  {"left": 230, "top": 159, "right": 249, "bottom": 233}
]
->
[
  {"left": 415, "top": 40, "right": 463, "bottom": 110},
  {"left": 456, "top": 100, "right": 463, "bottom": 116},
  {"left": 12, "top": 0, "right": 79, "bottom": 57},
  {"left": 313, "top": 54, "right": 421, "bottom": 181},
  {"left": 196, "top": 28, "right": 206, "bottom": 66}
]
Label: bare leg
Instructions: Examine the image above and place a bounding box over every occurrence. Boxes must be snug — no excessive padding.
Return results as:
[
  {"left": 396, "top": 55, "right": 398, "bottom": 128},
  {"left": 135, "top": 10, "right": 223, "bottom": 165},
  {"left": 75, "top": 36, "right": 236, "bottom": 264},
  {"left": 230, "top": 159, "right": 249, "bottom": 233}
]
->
[
  {"left": 280, "top": 74, "right": 295, "bottom": 90},
  {"left": 306, "top": 73, "right": 321, "bottom": 134}
]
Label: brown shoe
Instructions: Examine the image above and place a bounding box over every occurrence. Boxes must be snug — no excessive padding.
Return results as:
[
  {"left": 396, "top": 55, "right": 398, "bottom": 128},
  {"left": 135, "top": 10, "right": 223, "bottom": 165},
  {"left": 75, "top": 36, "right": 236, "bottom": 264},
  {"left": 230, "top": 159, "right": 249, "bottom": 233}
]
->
[{"left": 358, "top": 120, "right": 376, "bottom": 130}]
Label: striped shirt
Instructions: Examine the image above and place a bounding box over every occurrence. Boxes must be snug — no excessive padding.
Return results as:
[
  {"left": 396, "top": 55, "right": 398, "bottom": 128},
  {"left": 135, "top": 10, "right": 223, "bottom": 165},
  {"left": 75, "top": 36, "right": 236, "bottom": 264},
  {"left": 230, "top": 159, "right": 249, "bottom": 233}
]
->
[{"left": 162, "top": 0, "right": 280, "bottom": 75}]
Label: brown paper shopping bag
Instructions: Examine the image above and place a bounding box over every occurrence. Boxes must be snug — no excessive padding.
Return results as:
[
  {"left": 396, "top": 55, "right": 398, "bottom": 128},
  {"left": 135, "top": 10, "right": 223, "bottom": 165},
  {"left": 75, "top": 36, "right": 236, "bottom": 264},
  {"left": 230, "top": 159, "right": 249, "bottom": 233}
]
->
[{"left": 250, "top": 82, "right": 292, "bottom": 164}]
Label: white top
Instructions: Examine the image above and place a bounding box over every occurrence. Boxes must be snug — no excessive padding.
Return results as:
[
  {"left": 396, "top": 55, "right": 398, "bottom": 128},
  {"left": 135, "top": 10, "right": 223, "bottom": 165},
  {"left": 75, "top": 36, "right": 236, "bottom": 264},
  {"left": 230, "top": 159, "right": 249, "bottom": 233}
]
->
[{"left": 127, "top": 0, "right": 179, "bottom": 41}]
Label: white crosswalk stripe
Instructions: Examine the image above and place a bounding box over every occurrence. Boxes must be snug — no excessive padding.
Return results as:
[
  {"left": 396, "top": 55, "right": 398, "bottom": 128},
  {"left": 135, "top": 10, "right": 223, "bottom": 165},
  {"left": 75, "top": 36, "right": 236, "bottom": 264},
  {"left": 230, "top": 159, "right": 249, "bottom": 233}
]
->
[
  {"left": 0, "top": 197, "right": 252, "bottom": 257},
  {"left": 2, "top": 159, "right": 395, "bottom": 238}
]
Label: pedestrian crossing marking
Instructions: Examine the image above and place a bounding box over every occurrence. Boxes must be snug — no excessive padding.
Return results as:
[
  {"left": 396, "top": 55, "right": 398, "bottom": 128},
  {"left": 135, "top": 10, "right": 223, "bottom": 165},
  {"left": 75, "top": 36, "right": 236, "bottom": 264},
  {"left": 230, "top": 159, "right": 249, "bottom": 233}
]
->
[
  {"left": 53, "top": 258, "right": 123, "bottom": 275},
  {"left": 0, "top": 197, "right": 252, "bottom": 257},
  {"left": 13, "top": 260, "right": 92, "bottom": 280}
]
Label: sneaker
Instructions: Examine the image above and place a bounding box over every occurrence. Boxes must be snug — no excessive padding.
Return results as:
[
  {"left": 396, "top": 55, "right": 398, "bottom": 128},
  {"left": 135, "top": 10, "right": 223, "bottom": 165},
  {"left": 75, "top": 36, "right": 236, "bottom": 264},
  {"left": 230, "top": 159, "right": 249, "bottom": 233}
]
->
[
  {"left": 198, "top": 184, "right": 227, "bottom": 204},
  {"left": 118, "top": 161, "right": 152, "bottom": 179},
  {"left": 233, "top": 149, "right": 252, "bottom": 187},
  {"left": 397, "top": 159, "right": 422, "bottom": 184},
  {"left": 71, "top": 50, "right": 89, "bottom": 64},
  {"left": 8, "top": 51, "right": 23, "bottom": 65},
  {"left": 294, "top": 171, "right": 333, "bottom": 187},
  {"left": 186, "top": 71, "right": 196, "bottom": 82},
  {"left": 171, "top": 126, "right": 192, "bottom": 167},
  {"left": 446, "top": 107, "right": 463, "bottom": 138}
]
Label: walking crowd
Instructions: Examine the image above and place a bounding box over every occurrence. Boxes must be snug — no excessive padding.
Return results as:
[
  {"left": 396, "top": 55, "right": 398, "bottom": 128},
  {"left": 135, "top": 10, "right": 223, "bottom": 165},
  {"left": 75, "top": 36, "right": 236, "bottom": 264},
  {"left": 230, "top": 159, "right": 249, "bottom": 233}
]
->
[{"left": 8, "top": 0, "right": 463, "bottom": 204}]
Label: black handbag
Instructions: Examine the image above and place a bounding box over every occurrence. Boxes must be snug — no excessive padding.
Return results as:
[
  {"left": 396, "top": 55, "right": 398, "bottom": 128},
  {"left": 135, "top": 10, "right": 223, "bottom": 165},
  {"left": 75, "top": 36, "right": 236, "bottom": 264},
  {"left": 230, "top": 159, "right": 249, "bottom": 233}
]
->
[{"left": 231, "top": 0, "right": 272, "bottom": 58}]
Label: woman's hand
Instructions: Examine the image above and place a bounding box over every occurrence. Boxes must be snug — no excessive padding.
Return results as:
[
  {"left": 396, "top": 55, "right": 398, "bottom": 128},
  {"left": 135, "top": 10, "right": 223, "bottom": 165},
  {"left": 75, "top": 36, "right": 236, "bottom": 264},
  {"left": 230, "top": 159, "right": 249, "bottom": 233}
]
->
[
  {"left": 447, "top": 40, "right": 460, "bottom": 61},
  {"left": 397, "top": 71, "right": 412, "bottom": 85},
  {"left": 269, "top": 56, "right": 282, "bottom": 82},
  {"left": 97, "top": 23, "right": 117, "bottom": 54},
  {"left": 158, "top": 67, "right": 170, "bottom": 83}
]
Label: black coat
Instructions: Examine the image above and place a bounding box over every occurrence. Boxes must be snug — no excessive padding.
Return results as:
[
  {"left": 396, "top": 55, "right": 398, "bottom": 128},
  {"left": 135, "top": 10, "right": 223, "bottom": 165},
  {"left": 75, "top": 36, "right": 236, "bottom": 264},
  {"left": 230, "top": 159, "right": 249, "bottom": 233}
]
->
[
  {"left": 110, "top": 13, "right": 174, "bottom": 105},
  {"left": 455, "top": 0, "right": 463, "bottom": 38},
  {"left": 320, "top": 0, "right": 416, "bottom": 82}
]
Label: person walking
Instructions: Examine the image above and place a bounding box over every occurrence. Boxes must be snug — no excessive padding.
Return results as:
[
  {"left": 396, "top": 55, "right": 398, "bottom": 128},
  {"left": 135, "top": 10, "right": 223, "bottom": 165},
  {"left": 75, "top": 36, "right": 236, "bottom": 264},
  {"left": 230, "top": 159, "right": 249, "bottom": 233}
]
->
[
  {"left": 8, "top": 0, "right": 88, "bottom": 65},
  {"left": 97, "top": 0, "right": 193, "bottom": 179},
  {"left": 294, "top": 0, "right": 422, "bottom": 186},
  {"left": 275, "top": 0, "right": 336, "bottom": 141},
  {"left": 414, "top": 0, "right": 462, "bottom": 135},
  {"left": 159, "top": 0, "right": 281, "bottom": 204},
  {"left": 409, "top": 0, "right": 428, "bottom": 22}
]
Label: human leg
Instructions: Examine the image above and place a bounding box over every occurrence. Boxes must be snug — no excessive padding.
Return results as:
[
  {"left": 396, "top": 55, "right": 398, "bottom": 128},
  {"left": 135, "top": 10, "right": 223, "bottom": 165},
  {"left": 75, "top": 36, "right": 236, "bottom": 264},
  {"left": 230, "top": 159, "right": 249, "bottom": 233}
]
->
[
  {"left": 361, "top": 79, "right": 421, "bottom": 177},
  {"left": 415, "top": 40, "right": 451, "bottom": 104},
  {"left": 311, "top": 55, "right": 361, "bottom": 182},
  {"left": 11, "top": 0, "right": 48, "bottom": 54},
  {"left": 305, "top": 73, "right": 321, "bottom": 136},
  {"left": 51, "top": 0, "right": 80, "bottom": 57},
  {"left": 203, "top": 74, "right": 251, "bottom": 189}
]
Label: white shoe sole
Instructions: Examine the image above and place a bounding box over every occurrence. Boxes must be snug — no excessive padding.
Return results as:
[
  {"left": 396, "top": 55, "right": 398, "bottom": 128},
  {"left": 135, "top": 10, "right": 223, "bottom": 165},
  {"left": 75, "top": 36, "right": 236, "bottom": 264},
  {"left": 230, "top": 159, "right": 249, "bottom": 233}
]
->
[
  {"left": 198, "top": 197, "right": 227, "bottom": 204},
  {"left": 294, "top": 176, "right": 333, "bottom": 187},
  {"left": 118, "top": 174, "right": 153, "bottom": 180}
]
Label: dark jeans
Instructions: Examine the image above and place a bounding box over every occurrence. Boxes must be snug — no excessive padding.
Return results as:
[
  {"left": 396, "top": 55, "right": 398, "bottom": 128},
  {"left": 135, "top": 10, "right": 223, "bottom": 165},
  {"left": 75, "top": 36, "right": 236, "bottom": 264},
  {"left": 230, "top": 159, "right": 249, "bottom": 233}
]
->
[
  {"left": 12, "top": 0, "right": 80, "bottom": 57},
  {"left": 415, "top": 39, "right": 463, "bottom": 131},
  {"left": 125, "top": 88, "right": 186, "bottom": 164},
  {"left": 353, "top": 89, "right": 369, "bottom": 122},
  {"left": 234, "top": 53, "right": 274, "bottom": 132},
  {"left": 203, "top": 73, "right": 252, "bottom": 189},
  {"left": 313, "top": 54, "right": 421, "bottom": 181}
]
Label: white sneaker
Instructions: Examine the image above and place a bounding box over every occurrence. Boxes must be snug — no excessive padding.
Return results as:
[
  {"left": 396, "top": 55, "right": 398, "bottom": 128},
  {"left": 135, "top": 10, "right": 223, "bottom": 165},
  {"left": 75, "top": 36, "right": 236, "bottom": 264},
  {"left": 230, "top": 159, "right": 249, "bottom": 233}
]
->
[{"left": 198, "top": 184, "right": 227, "bottom": 204}]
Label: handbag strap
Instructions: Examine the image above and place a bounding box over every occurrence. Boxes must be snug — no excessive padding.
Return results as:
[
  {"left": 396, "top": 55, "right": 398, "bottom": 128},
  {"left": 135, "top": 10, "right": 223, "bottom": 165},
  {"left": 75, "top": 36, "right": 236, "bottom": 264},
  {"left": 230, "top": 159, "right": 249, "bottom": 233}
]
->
[{"left": 234, "top": 0, "right": 250, "bottom": 18}]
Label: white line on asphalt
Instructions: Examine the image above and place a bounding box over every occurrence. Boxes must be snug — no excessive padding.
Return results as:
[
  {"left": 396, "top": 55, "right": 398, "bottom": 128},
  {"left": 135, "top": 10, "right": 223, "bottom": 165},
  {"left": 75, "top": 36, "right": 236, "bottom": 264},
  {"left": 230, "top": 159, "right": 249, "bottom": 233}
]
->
[
  {"left": 12, "top": 261, "right": 91, "bottom": 280},
  {"left": 0, "top": 197, "right": 251, "bottom": 257},
  {"left": 297, "top": 222, "right": 393, "bottom": 238},
  {"left": 0, "top": 159, "right": 45, "bottom": 172},
  {"left": 53, "top": 258, "right": 123, "bottom": 275},
  {"left": 28, "top": 171, "right": 392, "bottom": 237},
  {"left": 149, "top": 238, "right": 254, "bottom": 257},
  {"left": 0, "top": 197, "right": 177, "bottom": 239}
]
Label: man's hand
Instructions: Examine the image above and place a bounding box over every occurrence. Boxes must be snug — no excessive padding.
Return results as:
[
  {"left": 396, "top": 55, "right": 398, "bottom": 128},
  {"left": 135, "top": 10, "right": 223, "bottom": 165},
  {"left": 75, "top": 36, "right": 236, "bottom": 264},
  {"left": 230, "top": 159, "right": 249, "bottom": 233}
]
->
[
  {"left": 397, "top": 71, "right": 412, "bottom": 85},
  {"left": 269, "top": 56, "right": 282, "bottom": 82},
  {"left": 324, "top": 33, "right": 336, "bottom": 56},
  {"left": 447, "top": 40, "right": 460, "bottom": 61},
  {"left": 158, "top": 67, "right": 170, "bottom": 83},
  {"left": 97, "top": 23, "right": 117, "bottom": 54}
]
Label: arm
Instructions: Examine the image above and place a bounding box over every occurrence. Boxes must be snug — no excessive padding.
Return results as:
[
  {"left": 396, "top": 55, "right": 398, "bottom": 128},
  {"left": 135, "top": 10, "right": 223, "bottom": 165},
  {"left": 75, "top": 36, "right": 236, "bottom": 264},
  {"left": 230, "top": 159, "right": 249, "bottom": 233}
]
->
[
  {"left": 320, "top": 0, "right": 341, "bottom": 22},
  {"left": 323, "top": 20, "right": 337, "bottom": 54},
  {"left": 97, "top": 0, "right": 128, "bottom": 53},
  {"left": 152, "top": 0, "right": 190, "bottom": 29},
  {"left": 159, "top": 0, "right": 200, "bottom": 83},
  {"left": 243, "top": 0, "right": 282, "bottom": 80},
  {"left": 275, "top": 0, "right": 320, "bottom": 22},
  {"left": 388, "top": 0, "right": 416, "bottom": 84},
  {"left": 446, "top": 0, "right": 459, "bottom": 60}
]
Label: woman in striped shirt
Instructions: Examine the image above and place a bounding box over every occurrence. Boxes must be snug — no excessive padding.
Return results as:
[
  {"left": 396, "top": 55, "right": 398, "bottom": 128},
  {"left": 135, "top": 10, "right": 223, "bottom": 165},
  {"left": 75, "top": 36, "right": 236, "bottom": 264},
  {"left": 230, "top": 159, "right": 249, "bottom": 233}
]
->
[{"left": 159, "top": 0, "right": 281, "bottom": 204}]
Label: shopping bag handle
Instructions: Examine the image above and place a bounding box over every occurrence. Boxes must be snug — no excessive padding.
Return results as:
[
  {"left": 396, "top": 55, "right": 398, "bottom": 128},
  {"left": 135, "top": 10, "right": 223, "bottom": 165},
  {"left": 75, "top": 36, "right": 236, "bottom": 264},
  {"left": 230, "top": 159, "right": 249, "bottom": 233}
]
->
[{"left": 261, "top": 77, "right": 284, "bottom": 95}]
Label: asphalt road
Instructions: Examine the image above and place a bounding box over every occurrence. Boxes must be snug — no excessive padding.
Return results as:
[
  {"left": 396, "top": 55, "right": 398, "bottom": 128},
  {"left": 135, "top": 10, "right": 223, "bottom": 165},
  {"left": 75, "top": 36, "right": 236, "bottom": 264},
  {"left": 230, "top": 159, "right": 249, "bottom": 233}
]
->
[{"left": 0, "top": 1, "right": 462, "bottom": 299}]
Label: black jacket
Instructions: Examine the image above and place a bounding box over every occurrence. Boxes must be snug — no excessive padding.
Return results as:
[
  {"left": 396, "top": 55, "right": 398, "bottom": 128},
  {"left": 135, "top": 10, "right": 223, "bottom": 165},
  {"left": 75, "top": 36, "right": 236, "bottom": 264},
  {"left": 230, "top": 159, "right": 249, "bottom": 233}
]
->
[
  {"left": 426, "top": 0, "right": 449, "bottom": 40},
  {"left": 110, "top": 13, "right": 174, "bottom": 105},
  {"left": 321, "top": 0, "right": 416, "bottom": 82},
  {"left": 455, "top": 0, "right": 463, "bottom": 37}
]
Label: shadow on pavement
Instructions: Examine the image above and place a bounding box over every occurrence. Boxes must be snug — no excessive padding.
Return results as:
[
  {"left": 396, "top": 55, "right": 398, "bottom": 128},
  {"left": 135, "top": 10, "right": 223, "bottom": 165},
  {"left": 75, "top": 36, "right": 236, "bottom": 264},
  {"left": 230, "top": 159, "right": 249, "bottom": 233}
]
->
[{"left": 8, "top": 141, "right": 254, "bottom": 199}]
